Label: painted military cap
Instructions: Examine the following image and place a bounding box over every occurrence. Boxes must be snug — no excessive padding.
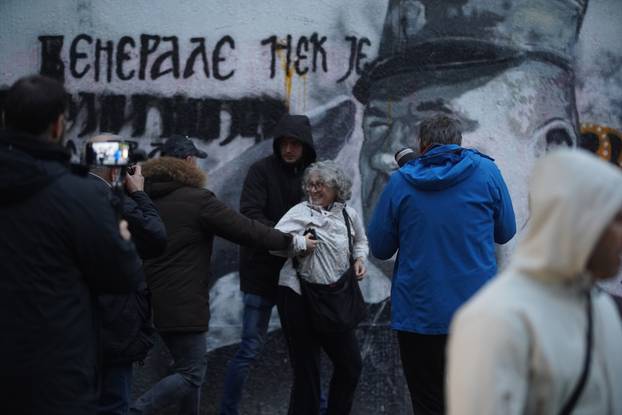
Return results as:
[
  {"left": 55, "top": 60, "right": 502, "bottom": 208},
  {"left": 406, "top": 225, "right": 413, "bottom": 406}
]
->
[{"left": 353, "top": 0, "right": 589, "bottom": 104}]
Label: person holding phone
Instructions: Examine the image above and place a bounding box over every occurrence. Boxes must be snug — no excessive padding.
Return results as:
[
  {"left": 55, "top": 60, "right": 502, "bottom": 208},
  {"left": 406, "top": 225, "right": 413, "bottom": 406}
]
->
[{"left": 87, "top": 134, "right": 167, "bottom": 415}]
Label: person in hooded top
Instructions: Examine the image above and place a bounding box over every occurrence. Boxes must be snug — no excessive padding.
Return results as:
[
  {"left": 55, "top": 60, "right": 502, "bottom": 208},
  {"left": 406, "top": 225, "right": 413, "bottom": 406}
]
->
[
  {"left": 220, "top": 114, "right": 316, "bottom": 415},
  {"left": 367, "top": 114, "right": 516, "bottom": 414},
  {"left": 447, "top": 149, "right": 622, "bottom": 415}
]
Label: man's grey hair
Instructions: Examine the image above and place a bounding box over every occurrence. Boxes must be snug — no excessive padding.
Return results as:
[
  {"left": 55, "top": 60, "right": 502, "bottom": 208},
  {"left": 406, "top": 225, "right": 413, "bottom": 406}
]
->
[
  {"left": 302, "top": 160, "right": 352, "bottom": 202},
  {"left": 88, "top": 132, "right": 122, "bottom": 143},
  {"left": 418, "top": 115, "right": 462, "bottom": 149}
]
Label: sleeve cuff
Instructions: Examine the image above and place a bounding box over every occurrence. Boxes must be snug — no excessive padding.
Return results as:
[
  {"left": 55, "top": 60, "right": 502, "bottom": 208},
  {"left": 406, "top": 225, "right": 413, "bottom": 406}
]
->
[{"left": 293, "top": 234, "right": 307, "bottom": 253}]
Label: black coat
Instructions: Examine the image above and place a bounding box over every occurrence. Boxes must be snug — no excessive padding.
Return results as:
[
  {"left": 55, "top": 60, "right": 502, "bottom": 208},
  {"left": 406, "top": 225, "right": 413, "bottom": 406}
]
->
[
  {"left": 89, "top": 175, "right": 167, "bottom": 364},
  {"left": 239, "top": 118, "right": 316, "bottom": 301},
  {"left": 118, "top": 189, "right": 168, "bottom": 259},
  {"left": 142, "top": 157, "right": 292, "bottom": 332},
  {"left": 0, "top": 131, "right": 143, "bottom": 414}
]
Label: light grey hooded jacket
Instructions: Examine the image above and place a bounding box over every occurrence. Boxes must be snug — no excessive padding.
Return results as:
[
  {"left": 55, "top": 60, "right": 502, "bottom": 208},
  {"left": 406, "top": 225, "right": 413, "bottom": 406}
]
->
[{"left": 447, "top": 149, "right": 622, "bottom": 415}]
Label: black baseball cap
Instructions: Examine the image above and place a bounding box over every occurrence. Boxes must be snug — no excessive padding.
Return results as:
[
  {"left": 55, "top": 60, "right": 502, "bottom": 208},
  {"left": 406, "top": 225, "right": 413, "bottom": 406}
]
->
[{"left": 161, "top": 135, "right": 207, "bottom": 159}]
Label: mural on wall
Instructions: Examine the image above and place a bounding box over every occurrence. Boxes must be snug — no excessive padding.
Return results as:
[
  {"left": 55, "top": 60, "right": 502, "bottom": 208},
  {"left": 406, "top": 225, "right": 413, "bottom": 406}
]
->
[{"left": 1, "top": 0, "right": 621, "bottom": 413}]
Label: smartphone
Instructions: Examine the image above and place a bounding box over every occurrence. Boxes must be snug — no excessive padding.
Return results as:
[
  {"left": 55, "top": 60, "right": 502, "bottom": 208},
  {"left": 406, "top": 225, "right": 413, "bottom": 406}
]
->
[
  {"left": 126, "top": 163, "right": 137, "bottom": 175},
  {"left": 303, "top": 228, "right": 318, "bottom": 240},
  {"left": 85, "top": 141, "right": 131, "bottom": 167}
]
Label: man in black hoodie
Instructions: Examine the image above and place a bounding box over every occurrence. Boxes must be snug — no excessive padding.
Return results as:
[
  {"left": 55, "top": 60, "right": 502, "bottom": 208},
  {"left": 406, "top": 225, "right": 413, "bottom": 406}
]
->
[
  {"left": 220, "top": 114, "right": 316, "bottom": 415},
  {"left": 0, "top": 75, "right": 143, "bottom": 414}
]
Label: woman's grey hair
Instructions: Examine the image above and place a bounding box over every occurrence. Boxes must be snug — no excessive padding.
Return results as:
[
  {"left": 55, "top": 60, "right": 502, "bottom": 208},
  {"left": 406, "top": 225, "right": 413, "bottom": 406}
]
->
[{"left": 302, "top": 160, "right": 352, "bottom": 202}]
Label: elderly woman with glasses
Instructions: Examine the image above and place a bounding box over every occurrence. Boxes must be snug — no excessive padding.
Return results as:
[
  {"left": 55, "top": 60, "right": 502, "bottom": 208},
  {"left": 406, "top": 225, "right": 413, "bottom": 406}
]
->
[{"left": 271, "top": 160, "right": 369, "bottom": 415}]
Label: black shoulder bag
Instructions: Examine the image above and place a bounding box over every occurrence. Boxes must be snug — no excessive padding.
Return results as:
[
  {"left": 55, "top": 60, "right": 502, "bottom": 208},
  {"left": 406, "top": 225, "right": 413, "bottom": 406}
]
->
[
  {"left": 295, "top": 208, "right": 367, "bottom": 333},
  {"left": 559, "top": 292, "right": 593, "bottom": 415}
]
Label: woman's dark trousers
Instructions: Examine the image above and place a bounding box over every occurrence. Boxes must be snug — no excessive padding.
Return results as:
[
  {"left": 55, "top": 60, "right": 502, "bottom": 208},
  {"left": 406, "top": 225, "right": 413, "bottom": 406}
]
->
[{"left": 277, "top": 286, "right": 362, "bottom": 415}]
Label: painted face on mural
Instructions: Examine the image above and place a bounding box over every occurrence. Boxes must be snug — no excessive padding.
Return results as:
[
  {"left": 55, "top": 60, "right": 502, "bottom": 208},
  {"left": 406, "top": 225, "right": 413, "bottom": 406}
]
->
[{"left": 359, "top": 59, "right": 578, "bottom": 234}]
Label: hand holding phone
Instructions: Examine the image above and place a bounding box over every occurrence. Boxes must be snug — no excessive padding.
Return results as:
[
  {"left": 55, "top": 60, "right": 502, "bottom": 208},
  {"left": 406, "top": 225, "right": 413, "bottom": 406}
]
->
[
  {"left": 124, "top": 164, "right": 144, "bottom": 193},
  {"left": 302, "top": 228, "right": 319, "bottom": 255}
]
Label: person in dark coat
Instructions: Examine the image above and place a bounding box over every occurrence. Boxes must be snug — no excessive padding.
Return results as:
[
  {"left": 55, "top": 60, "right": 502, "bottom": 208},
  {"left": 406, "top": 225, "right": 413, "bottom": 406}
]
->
[
  {"left": 88, "top": 134, "right": 168, "bottom": 415},
  {"left": 131, "top": 135, "right": 299, "bottom": 415},
  {"left": 0, "top": 75, "right": 143, "bottom": 415},
  {"left": 220, "top": 114, "right": 316, "bottom": 415}
]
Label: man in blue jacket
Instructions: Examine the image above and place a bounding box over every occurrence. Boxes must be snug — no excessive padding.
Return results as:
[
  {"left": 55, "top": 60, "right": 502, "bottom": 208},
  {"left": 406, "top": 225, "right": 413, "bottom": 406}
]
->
[{"left": 367, "top": 114, "right": 516, "bottom": 415}]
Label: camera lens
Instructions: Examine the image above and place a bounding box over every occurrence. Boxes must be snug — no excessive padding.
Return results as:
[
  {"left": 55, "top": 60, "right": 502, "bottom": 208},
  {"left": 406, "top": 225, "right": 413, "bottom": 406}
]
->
[{"left": 395, "top": 148, "right": 417, "bottom": 167}]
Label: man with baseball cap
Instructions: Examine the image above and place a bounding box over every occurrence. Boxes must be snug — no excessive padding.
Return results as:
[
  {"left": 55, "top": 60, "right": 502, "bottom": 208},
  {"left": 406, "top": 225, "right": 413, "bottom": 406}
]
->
[
  {"left": 132, "top": 134, "right": 310, "bottom": 415},
  {"left": 160, "top": 134, "right": 208, "bottom": 160}
]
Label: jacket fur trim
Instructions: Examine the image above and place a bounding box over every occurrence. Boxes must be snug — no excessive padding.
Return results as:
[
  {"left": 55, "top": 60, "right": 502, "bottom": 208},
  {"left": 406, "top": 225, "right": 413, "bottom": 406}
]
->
[{"left": 142, "top": 156, "right": 206, "bottom": 188}]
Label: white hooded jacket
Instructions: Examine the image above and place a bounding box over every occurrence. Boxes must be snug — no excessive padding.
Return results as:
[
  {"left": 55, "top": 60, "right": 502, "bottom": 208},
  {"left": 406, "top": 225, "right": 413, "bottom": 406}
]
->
[{"left": 447, "top": 149, "right": 622, "bottom": 415}]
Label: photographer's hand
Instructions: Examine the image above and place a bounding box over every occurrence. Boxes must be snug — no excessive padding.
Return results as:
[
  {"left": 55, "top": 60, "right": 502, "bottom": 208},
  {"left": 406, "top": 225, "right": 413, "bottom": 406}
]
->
[{"left": 125, "top": 164, "right": 144, "bottom": 193}]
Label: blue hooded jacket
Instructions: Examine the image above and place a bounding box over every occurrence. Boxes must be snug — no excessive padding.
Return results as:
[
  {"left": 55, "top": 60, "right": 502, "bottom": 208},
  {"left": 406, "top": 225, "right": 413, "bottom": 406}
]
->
[{"left": 368, "top": 144, "right": 516, "bottom": 334}]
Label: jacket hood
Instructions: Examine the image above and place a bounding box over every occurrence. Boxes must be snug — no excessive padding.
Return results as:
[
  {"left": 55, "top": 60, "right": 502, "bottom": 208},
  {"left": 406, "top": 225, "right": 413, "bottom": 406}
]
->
[
  {"left": 400, "top": 144, "right": 488, "bottom": 191},
  {"left": 511, "top": 149, "right": 622, "bottom": 284},
  {"left": 0, "top": 130, "right": 70, "bottom": 205},
  {"left": 271, "top": 114, "right": 317, "bottom": 166},
  {"left": 142, "top": 156, "right": 206, "bottom": 197}
]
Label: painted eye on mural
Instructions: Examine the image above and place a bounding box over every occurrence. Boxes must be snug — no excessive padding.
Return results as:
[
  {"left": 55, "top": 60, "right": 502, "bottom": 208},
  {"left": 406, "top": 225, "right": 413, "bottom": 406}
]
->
[
  {"left": 363, "top": 113, "right": 391, "bottom": 146},
  {"left": 531, "top": 119, "right": 576, "bottom": 158}
]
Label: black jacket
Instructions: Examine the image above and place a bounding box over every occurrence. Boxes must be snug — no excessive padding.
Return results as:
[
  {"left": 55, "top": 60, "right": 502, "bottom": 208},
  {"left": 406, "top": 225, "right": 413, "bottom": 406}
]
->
[
  {"left": 0, "top": 131, "right": 143, "bottom": 414},
  {"left": 118, "top": 189, "right": 168, "bottom": 259},
  {"left": 89, "top": 175, "right": 167, "bottom": 364},
  {"left": 239, "top": 118, "right": 316, "bottom": 301},
  {"left": 142, "top": 157, "right": 292, "bottom": 331}
]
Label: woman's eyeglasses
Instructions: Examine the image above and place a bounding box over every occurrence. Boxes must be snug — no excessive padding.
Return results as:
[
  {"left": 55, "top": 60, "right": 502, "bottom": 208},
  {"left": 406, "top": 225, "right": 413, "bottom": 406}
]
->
[{"left": 305, "top": 181, "right": 326, "bottom": 191}]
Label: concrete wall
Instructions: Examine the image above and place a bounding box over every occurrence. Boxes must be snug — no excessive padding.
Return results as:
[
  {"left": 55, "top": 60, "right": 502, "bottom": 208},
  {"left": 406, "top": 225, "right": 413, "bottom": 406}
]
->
[{"left": 1, "top": 0, "right": 621, "bottom": 413}]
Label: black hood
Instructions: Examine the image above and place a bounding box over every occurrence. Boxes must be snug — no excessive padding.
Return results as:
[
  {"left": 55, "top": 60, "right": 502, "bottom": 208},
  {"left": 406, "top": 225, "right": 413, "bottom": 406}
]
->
[
  {"left": 0, "top": 130, "right": 70, "bottom": 205},
  {"left": 271, "top": 114, "right": 317, "bottom": 167}
]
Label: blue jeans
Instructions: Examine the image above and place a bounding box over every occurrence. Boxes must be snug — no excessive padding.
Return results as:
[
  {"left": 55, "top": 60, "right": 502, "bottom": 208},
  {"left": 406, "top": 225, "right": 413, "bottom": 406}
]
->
[
  {"left": 220, "top": 293, "right": 275, "bottom": 415},
  {"left": 98, "top": 364, "right": 133, "bottom": 415},
  {"left": 131, "top": 331, "right": 207, "bottom": 415}
]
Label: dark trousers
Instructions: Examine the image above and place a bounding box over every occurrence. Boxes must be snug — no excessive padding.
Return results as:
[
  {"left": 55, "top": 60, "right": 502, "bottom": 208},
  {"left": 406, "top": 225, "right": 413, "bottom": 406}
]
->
[
  {"left": 98, "top": 363, "right": 133, "bottom": 415},
  {"left": 220, "top": 292, "right": 275, "bottom": 415},
  {"left": 277, "top": 286, "right": 362, "bottom": 415},
  {"left": 131, "top": 331, "right": 207, "bottom": 415},
  {"left": 397, "top": 331, "right": 447, "bottom": 415}
]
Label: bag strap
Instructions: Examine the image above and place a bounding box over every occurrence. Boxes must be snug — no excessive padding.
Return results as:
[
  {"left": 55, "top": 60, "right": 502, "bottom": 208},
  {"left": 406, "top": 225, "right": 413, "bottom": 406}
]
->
[
  {"left": 342, "top": 208, "right": 354, "bottom": 265},
  {"left": 559, "top": 292, "right": 593, "bottom": 415}
]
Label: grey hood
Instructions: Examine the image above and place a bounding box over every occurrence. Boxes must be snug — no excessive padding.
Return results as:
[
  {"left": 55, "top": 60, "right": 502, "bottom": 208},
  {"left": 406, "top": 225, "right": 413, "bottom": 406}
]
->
[{"left": 510, "top": 149, "right": 622, "bottom": 283}]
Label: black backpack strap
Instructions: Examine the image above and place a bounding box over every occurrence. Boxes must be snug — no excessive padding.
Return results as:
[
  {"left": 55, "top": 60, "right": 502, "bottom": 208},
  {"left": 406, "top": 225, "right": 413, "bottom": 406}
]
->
[
  {"left": 559, "top": 292, "right": 593, "bottom": 415},
  {"left": 342, "top": 207, "right": 354, "bottom": 265}
]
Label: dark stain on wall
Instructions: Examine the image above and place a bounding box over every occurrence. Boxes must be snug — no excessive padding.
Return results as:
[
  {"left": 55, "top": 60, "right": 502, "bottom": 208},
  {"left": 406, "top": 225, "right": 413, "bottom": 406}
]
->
[
  {"left": 62, "top": 92, "right": 288, "bottom": 144},
  {"left": 0, "top": 87, "right": 287, "bottom": 147}
]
